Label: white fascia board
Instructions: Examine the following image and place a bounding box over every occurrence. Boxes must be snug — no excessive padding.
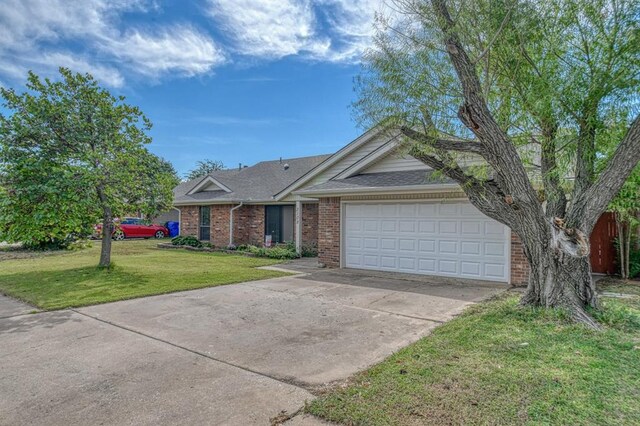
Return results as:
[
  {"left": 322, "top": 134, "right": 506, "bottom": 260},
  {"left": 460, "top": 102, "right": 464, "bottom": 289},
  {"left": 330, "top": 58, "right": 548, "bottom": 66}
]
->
[
  {"left": 294, "top": 183, "right": 461, "bottom": 198},
  {"left": 273, "top": 126, "right": 384, "bottom": 201},
  {"left": 186, "top": 176, "right": 232, "bottom": 195},
  {"left": 333, "top": 137, "right": 400, "bottom": 180}
]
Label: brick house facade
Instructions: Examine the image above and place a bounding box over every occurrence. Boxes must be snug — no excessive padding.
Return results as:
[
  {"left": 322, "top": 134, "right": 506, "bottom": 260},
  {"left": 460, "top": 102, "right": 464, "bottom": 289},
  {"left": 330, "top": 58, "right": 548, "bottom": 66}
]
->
[{"left": 177, "top": 203, "right": 319, "bottom": 249}]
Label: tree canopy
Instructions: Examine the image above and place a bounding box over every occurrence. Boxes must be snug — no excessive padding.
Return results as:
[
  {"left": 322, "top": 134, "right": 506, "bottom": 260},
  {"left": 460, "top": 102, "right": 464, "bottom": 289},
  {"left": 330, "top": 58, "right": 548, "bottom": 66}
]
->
[
  {"left": 0, "top": 68, "right": 178, "bottom": 265},
  {"left": 185, "top": 159, "right": 225, "bottom": 180},
  {"left": 357, "top": 0, "right": 640, "bottom": 325}
]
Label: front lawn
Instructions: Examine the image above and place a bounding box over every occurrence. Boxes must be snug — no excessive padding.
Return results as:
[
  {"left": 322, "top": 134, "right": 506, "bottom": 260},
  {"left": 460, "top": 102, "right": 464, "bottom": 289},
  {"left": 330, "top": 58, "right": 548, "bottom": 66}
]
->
[
  {"left": 307, "top": 290, "right": 640, "bottom": 425},
  {"left": 0, "top": 239, "right": 289, "bottom": 310}
]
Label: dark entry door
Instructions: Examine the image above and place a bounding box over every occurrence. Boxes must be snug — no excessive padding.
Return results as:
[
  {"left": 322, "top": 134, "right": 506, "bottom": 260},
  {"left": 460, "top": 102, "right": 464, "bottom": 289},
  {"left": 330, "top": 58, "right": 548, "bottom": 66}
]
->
[
  {"left": 590, "top": 212, "right": 617, "bottom": 274},
  {"left": 265, "top": 205, "right": 282, "bottom": 244}
]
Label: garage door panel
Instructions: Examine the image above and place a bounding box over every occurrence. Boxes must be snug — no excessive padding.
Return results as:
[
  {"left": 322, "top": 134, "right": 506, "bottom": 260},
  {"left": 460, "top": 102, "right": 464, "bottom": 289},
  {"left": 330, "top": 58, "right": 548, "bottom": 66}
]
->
[
  {"left": 344, "top": 202, "right": 509, "bottom": 283},
  {"left": 363, "top": 255, "right": 379, "bottom": 267},
  {"left": 418, "top": 239, "right": 436, "bottom": 253},
  {"left": 484, "top": 263, "right": 506, "bottom": 278},
  {"left": 418, "top": 258, "right": 436, "bottom": 272},
  {"left": 438, "top": 240, "right": 458, "bottom": 254},
  {"left": 346, "top": 237, "right": 362, "bottom": 249},
  {"left": 484, "top": 222, "right": 505, "bottom": 236},
  {"left": 484, "top": 242, "right": 506, "bottom": 256},
  {"left": 380, "top": 204, "right": 397, "bottom": 216},
  {"left": 363, "top": 238, "right": 378, "bottom": 249},
  {"left": 461, "top": 261, "right": 482, "bottom": 277},
  {"left": 438, "top": 259, "right": 458, "bottom": 274},
  {"left": 398, "top": 239, "right": 416, "bottom": 251},
  {"left": 418, "top": 220, "right": 436, "bottom": 234},
  {"left": 380, "top": 238, "right": 396, "bottom": 250},
  {"left": 438, "top": 204, "right": 458, "bottom": 215},
  {"left": 461, "top": 241, "right": 481, "bottom": 255},
  {"left": 398, "top": 257, "right": 416, "bottom": 271},
  {"left": 380, "top": 256, "right": 397, "bottom": 268},
  {"left": 461, "top": 221, "right": 482, "bottom": 236},
  {"left": 381, "top": 220, "right": 396, "bottom": 232},
  {"left": 438, "top": 221, "right": 458, "bottom": 234},
  {"left": 398, "top": 220, "right": 416, "bottom": 233}
]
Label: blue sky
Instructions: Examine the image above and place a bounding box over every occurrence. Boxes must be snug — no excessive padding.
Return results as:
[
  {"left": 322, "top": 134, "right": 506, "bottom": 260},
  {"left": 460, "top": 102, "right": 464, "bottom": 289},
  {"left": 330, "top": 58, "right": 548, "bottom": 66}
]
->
[{"left": 0, "top": 0, "right": 389, "bottom": 176}]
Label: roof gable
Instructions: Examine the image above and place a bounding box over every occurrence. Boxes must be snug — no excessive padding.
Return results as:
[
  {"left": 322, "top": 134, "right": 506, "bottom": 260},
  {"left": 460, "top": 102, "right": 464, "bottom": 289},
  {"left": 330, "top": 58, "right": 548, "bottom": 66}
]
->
[
  {"left": 275, "top": 127, "right": 396, "bottom": 200},
  {"left": 187, "top": 176, "right": 232, "bottom": 195}
]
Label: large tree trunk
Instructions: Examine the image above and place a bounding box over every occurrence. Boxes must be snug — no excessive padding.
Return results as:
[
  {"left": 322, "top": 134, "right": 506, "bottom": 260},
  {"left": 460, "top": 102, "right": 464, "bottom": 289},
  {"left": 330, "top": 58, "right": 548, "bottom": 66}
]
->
[
  {"left": 518, "top": 224, "right": 600, "bottom": 328},
  {"left": 97, "top": 184, "right": 113, "bottom": 268},
  {"left": 99, "top": 206, "right": 113, "bottom": 268}
]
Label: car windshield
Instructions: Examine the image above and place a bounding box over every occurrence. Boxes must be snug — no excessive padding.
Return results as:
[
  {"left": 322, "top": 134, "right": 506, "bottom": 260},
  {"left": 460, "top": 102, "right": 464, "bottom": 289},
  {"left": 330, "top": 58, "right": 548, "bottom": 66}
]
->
[{"left": 122, "top": 218, "right": 141, "bottom": 225}]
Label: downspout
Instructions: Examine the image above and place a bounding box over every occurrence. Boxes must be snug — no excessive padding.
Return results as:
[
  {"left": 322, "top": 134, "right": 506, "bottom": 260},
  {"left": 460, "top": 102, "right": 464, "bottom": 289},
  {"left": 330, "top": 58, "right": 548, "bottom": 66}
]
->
[{"left": 229, "top": 202, "right": 243, "bottom": 247}]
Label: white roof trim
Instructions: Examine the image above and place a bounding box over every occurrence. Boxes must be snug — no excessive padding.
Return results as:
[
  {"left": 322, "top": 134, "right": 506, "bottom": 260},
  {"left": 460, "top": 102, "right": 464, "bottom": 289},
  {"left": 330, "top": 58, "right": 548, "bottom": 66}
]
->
[
  {"left": 186, "top": 175, "right": 232, "bottom": 195},
  {"left": 333, "top": 136, "right": 401, "bottom": 179},
  {"left": 294, "top": 183, "right": 461, "bottom": 198},
  {"left": 273, "top": 126, "right": 384, "bottom": 201}
]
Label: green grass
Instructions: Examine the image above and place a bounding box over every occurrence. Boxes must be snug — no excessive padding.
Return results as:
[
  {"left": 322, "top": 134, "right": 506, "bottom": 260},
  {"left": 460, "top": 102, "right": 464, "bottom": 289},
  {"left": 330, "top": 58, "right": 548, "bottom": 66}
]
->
[
  {"left": 598, "top": 277, "right": 640, "bottom": 296},
  {"left": 0, "top": 239, "right": 289, "bottom": 310},
  {"left": 307, "top": 291, "right": 640, "bottom": 426}
]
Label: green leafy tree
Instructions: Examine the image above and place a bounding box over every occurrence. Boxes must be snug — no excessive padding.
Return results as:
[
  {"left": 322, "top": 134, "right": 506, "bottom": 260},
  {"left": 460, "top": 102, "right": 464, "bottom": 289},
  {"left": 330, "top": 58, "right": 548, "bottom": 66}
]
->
[
  {"left": 0, "top": 68, "right": 176, "bottom": 267},
  {"left": 185, "top": 159, "right": 225, "bottom": 180},
  {"left": 608, "top": 168, "right": 640, "bottom": 279},
  {"left": 357, "top": 0, "right": 640, "bottom": 326}
]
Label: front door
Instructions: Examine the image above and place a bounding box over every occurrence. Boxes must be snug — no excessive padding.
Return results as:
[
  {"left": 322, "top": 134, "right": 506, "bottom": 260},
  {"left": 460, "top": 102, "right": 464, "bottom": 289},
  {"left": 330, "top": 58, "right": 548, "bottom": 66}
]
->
[
  {"left": 265, "top": 205, "right": 294, "bottom": 244},
  {"left": 265, "top": 206, "right": 282, "bottom": 244}
]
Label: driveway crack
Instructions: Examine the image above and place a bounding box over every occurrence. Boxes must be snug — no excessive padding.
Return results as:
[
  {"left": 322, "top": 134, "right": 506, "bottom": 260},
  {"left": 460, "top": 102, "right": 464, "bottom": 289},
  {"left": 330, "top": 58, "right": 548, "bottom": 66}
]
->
[{"left": 70, "top": 308, "right": 315, "bottom": 393}]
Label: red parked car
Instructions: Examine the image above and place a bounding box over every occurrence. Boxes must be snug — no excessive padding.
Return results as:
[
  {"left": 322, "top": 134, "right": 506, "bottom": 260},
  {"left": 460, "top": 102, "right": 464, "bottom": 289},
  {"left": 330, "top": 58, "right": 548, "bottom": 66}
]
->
[{"left": 94, "top": 218, "right": 169, "bottom": 240}]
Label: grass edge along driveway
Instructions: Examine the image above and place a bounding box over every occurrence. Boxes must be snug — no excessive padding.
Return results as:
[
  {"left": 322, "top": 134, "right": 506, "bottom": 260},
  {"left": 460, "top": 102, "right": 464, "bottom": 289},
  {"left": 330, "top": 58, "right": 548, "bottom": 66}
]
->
[
  {"left": 307, "top": 289, "right": 640, "bottom": 426},
  {"left": 0, "top": 240, "right": 290, "bottom": 310}
]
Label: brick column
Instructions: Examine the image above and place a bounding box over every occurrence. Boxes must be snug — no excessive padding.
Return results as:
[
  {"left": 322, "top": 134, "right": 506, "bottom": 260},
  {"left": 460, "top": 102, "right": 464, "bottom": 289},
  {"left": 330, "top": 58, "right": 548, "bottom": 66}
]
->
[
  {"left": 178, "top": 206, "right": 198, "bottom": 236},
  {"left": 510, "top": 231, "right": 530, "bottom": 286},
  {"left": 211, "top": 205, "right": 232, "bottom": 247},
  {"left": 318, "top": 197, "right": 341, "bottom": 267}
]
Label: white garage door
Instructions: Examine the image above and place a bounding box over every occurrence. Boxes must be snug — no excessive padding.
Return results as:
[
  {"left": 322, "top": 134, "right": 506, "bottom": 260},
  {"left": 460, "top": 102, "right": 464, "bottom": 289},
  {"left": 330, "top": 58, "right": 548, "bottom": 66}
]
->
[{"left": 344, "top": 202, "right": 510, "bottom": 282}]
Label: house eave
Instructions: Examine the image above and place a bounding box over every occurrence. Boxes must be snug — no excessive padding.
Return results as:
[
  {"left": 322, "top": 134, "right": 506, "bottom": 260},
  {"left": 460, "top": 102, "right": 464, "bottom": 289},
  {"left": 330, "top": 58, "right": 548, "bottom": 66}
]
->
[{"left": 294, "top": 183, "right": 461, "bottom": 198}]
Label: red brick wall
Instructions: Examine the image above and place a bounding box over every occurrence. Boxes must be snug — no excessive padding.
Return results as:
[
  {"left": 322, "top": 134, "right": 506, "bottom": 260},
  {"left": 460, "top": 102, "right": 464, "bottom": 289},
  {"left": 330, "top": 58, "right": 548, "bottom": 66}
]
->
[
  {"left": 301, "top": 203, "right": 319, "bottom": 247},
  {"left": 233, "top": 205, "right": 265, "bottom": 246},
  {"left": 510, "top": 232, "right": 530, "bottom": 286},
  {"left": 178, "top": 206, "right": 198, "bottom": 237},
  {"left": 318, "top": 197, "right": 341, "bottom": 267}
]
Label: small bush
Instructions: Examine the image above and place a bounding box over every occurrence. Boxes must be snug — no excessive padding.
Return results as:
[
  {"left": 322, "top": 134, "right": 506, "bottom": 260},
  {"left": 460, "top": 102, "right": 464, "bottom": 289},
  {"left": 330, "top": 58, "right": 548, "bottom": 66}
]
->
[
  {"left": 171, "top": 235, "right": 202, "bottom": 248},
  {"left": 630, "top": 248, "right": 640, "bottom": 278},
  {"left": 242, "top": 244, "right": 298, "bottom": 259},
  {"left": 301, "top": 244, "right": 318, "bottom": 257}
]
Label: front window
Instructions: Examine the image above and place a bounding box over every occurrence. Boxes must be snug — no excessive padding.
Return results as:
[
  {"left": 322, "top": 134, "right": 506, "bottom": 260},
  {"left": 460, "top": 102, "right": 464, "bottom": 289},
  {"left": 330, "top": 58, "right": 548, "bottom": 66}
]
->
[
  {"left": 199, "top": 206, "right": 211, "bottom": 241},
  {"left": 265, "top": 205, "right": 294, "bottom": 244}
]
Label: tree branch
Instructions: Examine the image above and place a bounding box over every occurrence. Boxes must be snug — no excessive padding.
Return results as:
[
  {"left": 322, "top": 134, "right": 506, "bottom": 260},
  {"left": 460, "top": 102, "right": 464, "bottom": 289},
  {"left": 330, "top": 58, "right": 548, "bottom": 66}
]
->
[
  {"left": 430, "top": 0, "right": 543, "bottom": 221},
  {"left": 399, "top": 126, "right": 486, "bottom": 155},
  {"left": 408, "top": 146, "right": 521, "bottom": 228},
  {"left": 567, "top": 113, "right": 640, "bottom": 233}
]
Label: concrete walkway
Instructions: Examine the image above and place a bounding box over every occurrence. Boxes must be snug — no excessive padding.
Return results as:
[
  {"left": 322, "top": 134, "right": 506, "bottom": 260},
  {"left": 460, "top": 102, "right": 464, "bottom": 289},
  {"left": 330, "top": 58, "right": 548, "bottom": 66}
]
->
[{"left": 0, "top": 270, "right": 505, "bottom": 425}]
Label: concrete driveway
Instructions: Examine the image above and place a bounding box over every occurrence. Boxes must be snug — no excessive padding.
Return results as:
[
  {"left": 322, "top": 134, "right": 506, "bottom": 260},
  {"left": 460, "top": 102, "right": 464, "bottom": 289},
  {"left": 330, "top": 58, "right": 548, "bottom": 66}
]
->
[{"left": 0, "top": 267, "right": 505, "bottom": 425}]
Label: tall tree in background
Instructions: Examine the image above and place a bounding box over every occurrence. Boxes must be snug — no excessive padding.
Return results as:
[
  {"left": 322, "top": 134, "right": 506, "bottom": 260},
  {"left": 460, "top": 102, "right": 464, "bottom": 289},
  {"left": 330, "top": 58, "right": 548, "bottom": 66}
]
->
[
  {"left": 0, "top": 69, "right": 177, "bottom": 267},
  {"left": 185, "top": 159, "right": 225, "bottom": 180},
  {"left": 357, "top": 0, "right": 640, "bottom": 326}
]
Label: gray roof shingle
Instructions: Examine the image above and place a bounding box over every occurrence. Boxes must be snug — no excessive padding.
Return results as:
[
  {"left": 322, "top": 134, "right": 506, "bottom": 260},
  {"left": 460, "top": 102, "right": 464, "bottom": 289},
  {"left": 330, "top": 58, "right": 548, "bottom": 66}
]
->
[
  {"left": 296, "top": 170, "right": 457, "bottom": 194},
  {"left": 174, "top": 154, "right": 331, "bottom": 204}
]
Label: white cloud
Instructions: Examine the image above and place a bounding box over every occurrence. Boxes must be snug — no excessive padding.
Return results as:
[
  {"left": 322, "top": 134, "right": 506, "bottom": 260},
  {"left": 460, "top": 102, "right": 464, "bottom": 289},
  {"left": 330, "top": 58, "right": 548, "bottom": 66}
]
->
[
  {"left": 101, "top": 26, "right": 226, "bottom": 79},
  {"left": 0, "top": 0, "right": 223, "bottom": 87},
  {"left": 206, "top": 0, "right": 392, "bottom": 62},
  {"left": 207, "top": 0, "right": 325, "bottom": 59}
]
